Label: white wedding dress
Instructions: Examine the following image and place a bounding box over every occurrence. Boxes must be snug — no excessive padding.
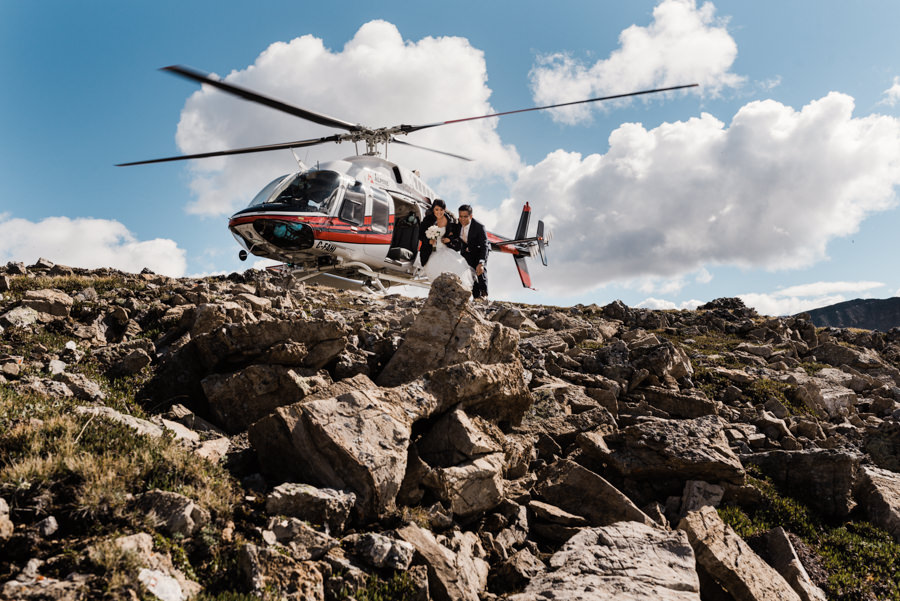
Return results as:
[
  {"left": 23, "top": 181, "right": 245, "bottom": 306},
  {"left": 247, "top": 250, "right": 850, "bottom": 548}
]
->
[{"left": 421, "top": 225, "right": 475, "bottom": 290}]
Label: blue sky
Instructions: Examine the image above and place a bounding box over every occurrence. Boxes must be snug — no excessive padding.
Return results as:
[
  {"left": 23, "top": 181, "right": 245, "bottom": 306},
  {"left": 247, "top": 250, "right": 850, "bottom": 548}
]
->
[{"left": 2, "top": 0, "right": 899, "bottom": 315}]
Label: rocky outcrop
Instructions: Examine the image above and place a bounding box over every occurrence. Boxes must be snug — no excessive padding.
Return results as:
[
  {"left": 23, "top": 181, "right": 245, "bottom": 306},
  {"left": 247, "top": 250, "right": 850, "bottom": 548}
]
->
[
  {"left": 509, "top": 522, "right": 700, "bottom": 600},
  {"left": 679, "top": 506, "right": 802, "bottom": 601},
  {"left": 4, "top": 262, "right": 900, "bottom": 600}
]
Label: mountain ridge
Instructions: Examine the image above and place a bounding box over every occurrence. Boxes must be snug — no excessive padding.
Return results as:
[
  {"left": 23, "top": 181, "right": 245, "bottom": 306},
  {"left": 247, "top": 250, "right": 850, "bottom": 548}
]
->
[{"left": 800, "top": 296, "right": 900, "bottom": 331}]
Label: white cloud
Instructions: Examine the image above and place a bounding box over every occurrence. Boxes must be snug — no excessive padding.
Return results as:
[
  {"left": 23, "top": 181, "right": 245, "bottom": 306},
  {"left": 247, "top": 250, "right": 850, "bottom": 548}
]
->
[
  {"left": 880, "top": 76, "right": 900, "bottom": 107},
  {"left": 497, "top": 92, "right": 900, "bottom": 297},
  {"left": 738, "top": 293, "right": 846, "bottom": 317},
  {"left": 636, "top": 297, "right": 703, "bottom": 310},
  {"left": 774, "top": 280, "right": 884, "bottom": 298},
  {"left": 175, "top": 20, "right": 521, "bottom": 216},
  {"left": 739, "top": 280, "right": 887, "bottom": 317},
  {"left": 0, "top": 216, "right": 187, "bottom": 277},
  {"left": 530, "top": 0, "right": 743, "bottom": 124}
]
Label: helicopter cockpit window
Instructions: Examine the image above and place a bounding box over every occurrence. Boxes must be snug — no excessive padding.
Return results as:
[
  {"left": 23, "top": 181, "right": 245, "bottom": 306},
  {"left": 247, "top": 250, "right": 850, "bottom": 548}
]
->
[
  {"left": 249, "top": 175, "right": 291, "bottom": 207},
  {"left": 269, "top": 171, "right": 342, "bottom": 213},
  {"left": 339, "top": 182, "right": 366, "bottom": 225}
]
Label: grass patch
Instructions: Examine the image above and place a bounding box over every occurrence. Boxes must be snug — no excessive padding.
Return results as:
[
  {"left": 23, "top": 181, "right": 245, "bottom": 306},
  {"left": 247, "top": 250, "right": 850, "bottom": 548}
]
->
[
  {"left": 743, "top": 378, "right": 813, "bottom": 416},
  {"left": 718, "top": 474, "right": 900, "bottom": 601},
  {"left": 345, "top": 571, "right": 419, "bottom": 601},
  {"left": 5, "top": 274, "right": 147, "bottom": 299},
  {"left": 800, "top": 361, "right": 830, "bottom": 376},
  {"left": 692, "top": 366, "right": 733, "bottom": 402},
  {"left": 0, "top": 387, "right": 237, "bottom": 529}
]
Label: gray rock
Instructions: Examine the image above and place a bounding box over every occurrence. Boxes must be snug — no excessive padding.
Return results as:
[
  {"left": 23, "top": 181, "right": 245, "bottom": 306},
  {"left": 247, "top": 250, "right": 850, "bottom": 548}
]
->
[
  {"left": 0, "top": 497, "right": 12, "bottom": 540},
  {"left": 378, "top": 274, "right": 519, "bottom": 386},
  {"left": 424, "top": 360, "right": 533, "bottom": 425},
  {"left": 36, "top": 516, "right": 58, "bottom": 538},
  {"left": 426, "top": 452, "right": 505, "bottom": 517},
  {"left": 679, "top": 506, "right": 802, "bottom": 601},
  {"left": 396, "top": 523, "right": 489, "bottom": 601},
  {"left": 265, "top": 482, "right": 356, "bottom": 535},
  {"left": 638, "top": 386, "right": 719, "bottom": 418},
  {"left": 346, "top": 532, "right": 415, "bottom": 570},
  {"left": 857, "top": 465, "right": 900, "bottom": 543},
  {"left": 202, "top": 365, "right": 331, "bottom": 433},
  {"left": 238, "top": 543, "right": 324, "bottom": 601},
  {"left": 137, "top": 490, "right": 210, "bottom": 537},
  {"left": 417, "top": 409, "right": 502, "bottom": 468},
  {"left": 759, "top": 527, "right": 827, "bottom": 601},
  {"left": 56, "top": 372, "right": 104, "bottom": 401},
  {"left": 21, "top": 289, "right": 73, "bottom": 317},
  {"left": 75, "top": 405, "right": 163, "bottom": 438},
  {"left": 267, "top": 517, "right": 337, "bottom": 560},
  {"left": 0, "top": 306, "right": 39, "bottom": 329},
  {"left": 534, "top": 459, "right": 654, "bottom": 527},
  {"left": 679, "top": 480, "right": 725, "bottom": 519},
  {"left": 509, "top": 522, "right": 700, "bottom": 601},
  {"left": 741, "top": 449, "right": 860, "bottom": 517},
  {"left": 580, "top": 415, "right": 745, "bottom": 488},
  {"left": 489, "top": 548, "right": 545, "bottom": 594},
  {"left": 250, "top": 385, "right": 412, "bottom": 522}
]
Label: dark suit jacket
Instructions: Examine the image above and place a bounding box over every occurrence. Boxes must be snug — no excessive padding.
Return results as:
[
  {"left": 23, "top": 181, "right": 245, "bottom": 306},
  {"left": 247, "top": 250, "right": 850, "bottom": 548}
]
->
[
  {"left": 418, "top": 213, "right": 460, "bottom": 267},
  {"left": 457, "top": 219, "right": 489, "bottom": 269}
]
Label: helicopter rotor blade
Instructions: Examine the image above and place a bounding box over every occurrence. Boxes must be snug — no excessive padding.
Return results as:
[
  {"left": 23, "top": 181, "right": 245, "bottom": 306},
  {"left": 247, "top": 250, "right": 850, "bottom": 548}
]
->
[
  {"left": 390, "top": 138, "right": 473, "bottom": 161},
  {"left": 162, "top": 65, "right": 361, "bottom": 132},
  {"left": 116, "top": 135, "right": 344, "bottom": 166},
  {"left": 398, "top": 83, "right": 699, "bottom": 134}
]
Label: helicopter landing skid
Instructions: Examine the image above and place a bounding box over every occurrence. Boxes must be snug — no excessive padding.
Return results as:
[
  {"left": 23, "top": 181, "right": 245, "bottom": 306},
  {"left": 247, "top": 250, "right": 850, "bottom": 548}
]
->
[{"left": 266, "top": 262, "right": 432, "bottom": 295}]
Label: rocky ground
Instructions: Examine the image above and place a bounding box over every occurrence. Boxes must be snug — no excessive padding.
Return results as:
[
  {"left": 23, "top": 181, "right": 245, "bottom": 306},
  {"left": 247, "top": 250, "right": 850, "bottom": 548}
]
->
[{"left": 2, "top": 259, "right": 900, "bottom": 601}]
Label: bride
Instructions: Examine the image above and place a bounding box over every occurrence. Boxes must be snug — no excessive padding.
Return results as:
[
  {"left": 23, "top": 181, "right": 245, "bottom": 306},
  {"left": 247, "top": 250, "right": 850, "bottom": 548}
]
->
[{"left": 418, "top": 199, "right": 474, "bottom": 291}]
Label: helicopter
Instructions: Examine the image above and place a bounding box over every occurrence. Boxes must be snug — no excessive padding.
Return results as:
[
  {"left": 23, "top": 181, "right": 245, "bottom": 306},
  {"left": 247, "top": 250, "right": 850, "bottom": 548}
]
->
[{"left": 119, "top": 65, "right": 697, "bottom": 293}]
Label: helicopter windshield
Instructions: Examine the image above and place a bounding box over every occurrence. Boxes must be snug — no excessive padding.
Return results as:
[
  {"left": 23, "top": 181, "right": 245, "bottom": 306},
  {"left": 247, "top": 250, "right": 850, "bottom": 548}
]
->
[
  {"left": 248, "top": 175, "right": 292, "bottom": 208},
  {"left": 262, "top": 171, "right": 342, "bottom": 213}
]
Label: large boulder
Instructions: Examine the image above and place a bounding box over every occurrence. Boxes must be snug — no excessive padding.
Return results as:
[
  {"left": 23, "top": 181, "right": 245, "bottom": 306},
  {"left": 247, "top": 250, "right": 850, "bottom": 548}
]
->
[
  {"left": 785, "top": 371, "right": 857, "bottom": 419},
  {"left": 857, "top": 466, "right": 900, "bottom": 543},
  {"left": 509, "top": 522, "right": 700, "bottom": 601},
  {"left": 758, "top": 527, "right": 827, "bottom": 601},
  {"left": 249, "top": 376, "right": 416, "bottom": 522},
  {"left": 265, "top": 482, "right": 356, "bottom": 535},
  {"left": 377, "top": 274, "right": 519, "bottom": 386},
  {"left": 741, "top": 449, "right": 860, "bottom": 517},
  {"left": 533, "top": 459, "right": 654, "bottom": 528},
  {"left": 396, "top": 523, "right": 489, "bottom": 601},
  {"left": 679, "top": 506, "right": 802, "bottom": 601},
  {"left": 193, "top": 318, "right": 348, "bottom": 371},
  {"left": 579, "top": 415, "right": 745, "bottom": 489},
  {"left": 423, "top": 360, "right": 533, "bottom": 425},
  {"left": 20, "top": 289, "right": 73, "bottom": 317},
  {"left": 201, "top": 365, "right": 331, "bottom": 433}
]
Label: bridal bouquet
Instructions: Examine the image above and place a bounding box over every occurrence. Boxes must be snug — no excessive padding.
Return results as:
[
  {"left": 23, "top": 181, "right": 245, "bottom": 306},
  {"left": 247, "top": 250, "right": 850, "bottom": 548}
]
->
[{"left": 425, "top": 225, "right": 442, "bottom": 240}]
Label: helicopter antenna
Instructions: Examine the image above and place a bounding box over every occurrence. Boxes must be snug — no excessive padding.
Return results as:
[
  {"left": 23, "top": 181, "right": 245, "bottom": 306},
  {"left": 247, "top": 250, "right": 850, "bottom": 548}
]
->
[{"left": 289, "top": 148, "right": 308, "bottom": 171}]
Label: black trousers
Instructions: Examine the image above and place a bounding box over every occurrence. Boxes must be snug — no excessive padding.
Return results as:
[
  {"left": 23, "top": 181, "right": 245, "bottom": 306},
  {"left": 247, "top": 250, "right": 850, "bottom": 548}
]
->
[{"left": 472, "top": 268, "right": 488, "bottom": 298}]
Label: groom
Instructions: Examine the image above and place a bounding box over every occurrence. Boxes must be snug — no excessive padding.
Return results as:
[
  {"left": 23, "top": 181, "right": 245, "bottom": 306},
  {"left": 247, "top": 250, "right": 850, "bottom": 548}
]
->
[{"left": 456, "top": 204, "right": 489, "bottom": 299}]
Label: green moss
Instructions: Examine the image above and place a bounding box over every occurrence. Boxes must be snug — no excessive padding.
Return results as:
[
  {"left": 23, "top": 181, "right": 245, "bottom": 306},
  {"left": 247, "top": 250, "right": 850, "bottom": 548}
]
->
[
  {"left": 718, "top": 474, "right": 900, "bottom": 601},
  {"left": 5, "top": 274, "right": 146, "bottom": 300},
  {"left": 692, "top": 366, "right": 733, "bottom": 401},
  {"left": 348, "top": 571, "right": 419, "bottom": 601},
  {"left": 744, "top": 378, "right": 813, "bottom": 417},
  {"left": 800, "top": 361, "right": 830, "bottom": 375}
]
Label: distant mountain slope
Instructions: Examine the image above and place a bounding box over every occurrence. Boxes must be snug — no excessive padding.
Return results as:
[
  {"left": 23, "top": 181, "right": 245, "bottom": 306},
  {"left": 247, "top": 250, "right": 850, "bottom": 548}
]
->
[{"left": 801, "top": 297, "right": 900, "bottom": 331}]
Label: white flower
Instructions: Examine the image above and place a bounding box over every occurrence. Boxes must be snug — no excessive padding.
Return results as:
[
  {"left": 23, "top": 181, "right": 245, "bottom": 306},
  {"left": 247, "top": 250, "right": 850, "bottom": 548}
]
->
[{"left": 425, "top": 225, "right": 442, "bottom": 240}]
